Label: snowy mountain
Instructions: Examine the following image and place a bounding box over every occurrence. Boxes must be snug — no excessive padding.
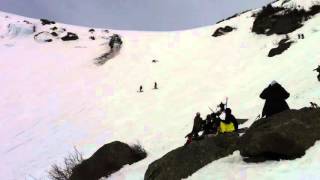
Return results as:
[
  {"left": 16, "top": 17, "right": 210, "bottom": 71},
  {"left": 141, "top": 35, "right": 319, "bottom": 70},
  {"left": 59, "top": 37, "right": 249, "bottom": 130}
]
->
[{"left": 1, "top": 0, "right": 320, "bottom": 179}]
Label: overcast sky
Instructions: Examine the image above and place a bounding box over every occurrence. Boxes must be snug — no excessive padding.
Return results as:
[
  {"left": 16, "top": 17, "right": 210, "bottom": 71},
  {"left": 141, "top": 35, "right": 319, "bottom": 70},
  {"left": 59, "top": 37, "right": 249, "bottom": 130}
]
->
[{"left": 0, "top": 0, "right": 274, "bottom": 31}]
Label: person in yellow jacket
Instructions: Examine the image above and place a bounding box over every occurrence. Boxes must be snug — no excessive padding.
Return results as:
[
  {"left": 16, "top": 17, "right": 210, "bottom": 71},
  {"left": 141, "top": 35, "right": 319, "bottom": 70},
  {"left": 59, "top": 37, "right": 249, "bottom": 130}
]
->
[{"left": 219, "top": 108, "right": 238, "bottom": 133}]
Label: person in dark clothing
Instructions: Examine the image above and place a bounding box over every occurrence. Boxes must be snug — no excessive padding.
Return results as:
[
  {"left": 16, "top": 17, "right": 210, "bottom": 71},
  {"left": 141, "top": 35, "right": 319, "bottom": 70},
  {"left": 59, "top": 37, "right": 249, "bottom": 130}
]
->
[
  {"left": 203, "top": 114, "right": 214, "bottom": 135},
  {"left": 154, "top": 82, "right": 158, "bottom": 89},
  {"left": 191, "top": 112, "right": 203, "bottom": 138},
  {"left": 224, "top": 108, "right": 238, "bottom": 131},
  {"left": 139, "top": 85, "right": 143, "bottom": 92},
  {"left": 260, "top": 81, "right": 290, "bottom": 118}
]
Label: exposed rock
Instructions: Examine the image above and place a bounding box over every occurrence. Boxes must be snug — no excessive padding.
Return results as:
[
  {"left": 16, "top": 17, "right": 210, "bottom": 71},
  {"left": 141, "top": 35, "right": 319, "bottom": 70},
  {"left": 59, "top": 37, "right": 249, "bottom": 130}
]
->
[
  {"left": 252, "top": 4, "right": 320, "bottom": 35},
  {"left": 51, "top": 32, "right": 58, "bottom": 37},
  {"left": 50, "top": 26, "right": 58, "bottom": 31},
  {"left": 40, "top": 19, "right": 56, "bottom": 25},
  {"left": 212, "top": 26, "right": 235, "bottom": 37},
  {"left": 89, "top": 36, "right": 95, "bottom": 40},
  {"left": 145, "top": 133, "right": 239, "bottom": 180},
  {"left": 61, "top": 32, "right": 79, "bottom": 41},
  {"left": 239, "top": 108, "right": 320, "bottom": 162},
  {"left": 70, "top": 141, "right": 147, "bottom": 180},
  {"left": 268, "top": 38, "right": 293, "bottom": 57},
  {"left": 89, "top": 28, "right": 95, "bottom": 33}
]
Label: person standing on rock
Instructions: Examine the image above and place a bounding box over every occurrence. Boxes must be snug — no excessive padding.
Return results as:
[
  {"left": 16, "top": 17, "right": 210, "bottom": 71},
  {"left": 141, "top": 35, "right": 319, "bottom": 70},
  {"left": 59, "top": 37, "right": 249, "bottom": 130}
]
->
[{"left": 260, "top": 81, "right": 290, "bottom": 118}]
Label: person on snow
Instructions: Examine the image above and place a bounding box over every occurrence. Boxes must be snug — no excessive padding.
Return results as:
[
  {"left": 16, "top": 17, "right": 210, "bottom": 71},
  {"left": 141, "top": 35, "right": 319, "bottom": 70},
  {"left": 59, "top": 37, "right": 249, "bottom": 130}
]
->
[
  {"left": 260, "top": 81, "right": 290, "bottom": 118},
  {"left": 154, "top": 82, "right": 158, "bottom": 89},
  {"left": 139, "top": 85, "right": 143, "bottom": 92},
  {"left": 219, "top": 108, "right": 238, "bottom": 133}
]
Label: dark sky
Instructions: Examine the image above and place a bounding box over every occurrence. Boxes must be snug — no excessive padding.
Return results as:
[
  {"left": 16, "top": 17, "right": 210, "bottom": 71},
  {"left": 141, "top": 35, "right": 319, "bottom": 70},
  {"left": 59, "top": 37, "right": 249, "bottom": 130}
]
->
[{"left": 0, "top": 0, "right": 274, "bottom": 31}]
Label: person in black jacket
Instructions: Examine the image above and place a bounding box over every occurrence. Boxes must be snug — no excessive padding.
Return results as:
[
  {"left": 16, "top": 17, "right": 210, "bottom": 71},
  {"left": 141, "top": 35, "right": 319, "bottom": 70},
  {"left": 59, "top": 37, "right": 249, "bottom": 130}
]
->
[
  {"left": 191, "top": 112, "right": 203, "bottom": 138},
  {"left": 224, "top": 108, "right": 238, "bottom": 131},
  {"left": 260, "top": 81, "right": 290, "bottom": 118}
]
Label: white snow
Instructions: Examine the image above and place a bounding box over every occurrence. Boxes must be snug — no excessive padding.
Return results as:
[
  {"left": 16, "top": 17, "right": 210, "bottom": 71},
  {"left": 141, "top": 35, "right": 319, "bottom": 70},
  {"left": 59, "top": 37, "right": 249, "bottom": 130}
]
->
[{"left": 1, "top": 1, "right": 320, "bottom": 179}]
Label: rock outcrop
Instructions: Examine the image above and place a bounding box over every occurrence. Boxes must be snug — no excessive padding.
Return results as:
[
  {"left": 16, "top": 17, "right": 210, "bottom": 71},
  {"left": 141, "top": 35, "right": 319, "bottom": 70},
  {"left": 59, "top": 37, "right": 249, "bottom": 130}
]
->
[
  {"left": 268, "top": 38, "right": 293, "bottom": 57},
  {"left": 70, "top": 141, "right": 147, "bottom": 180},
  {"left": 145, "top": 133, "right": 239, "bottom": 180},
  {"left": 212, "top": 26, "right": 235, "bottom": 37},
  {"left": 239, "top": 108, "right": 320, "bottom": 162}
]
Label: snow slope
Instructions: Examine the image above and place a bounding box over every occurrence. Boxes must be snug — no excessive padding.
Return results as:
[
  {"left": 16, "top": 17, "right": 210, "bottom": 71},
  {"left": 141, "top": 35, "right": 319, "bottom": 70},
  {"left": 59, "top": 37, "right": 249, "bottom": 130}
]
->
[{"left": 1, "top": 0, "right": 320, "bottom": 179}]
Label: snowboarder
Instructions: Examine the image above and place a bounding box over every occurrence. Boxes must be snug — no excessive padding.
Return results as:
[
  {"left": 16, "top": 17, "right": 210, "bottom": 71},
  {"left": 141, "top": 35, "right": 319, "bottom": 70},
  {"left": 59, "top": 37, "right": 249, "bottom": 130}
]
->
[
  {"left": 154, "top": 82, "right": 158, "bottom": 89},
  {"left": 260, "top": 81, "right": 290, "bottom": 118},
  {"left": 139, "top": 85, "right": 143, "bottom": 93}
]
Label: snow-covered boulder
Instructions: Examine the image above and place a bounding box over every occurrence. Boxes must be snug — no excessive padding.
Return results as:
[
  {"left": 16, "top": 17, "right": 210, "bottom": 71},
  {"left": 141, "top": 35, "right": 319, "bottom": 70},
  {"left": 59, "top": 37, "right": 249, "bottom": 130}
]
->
[
  {"left": 145, "top": 133, "right": 239, "bottom": 180},
  {"left": 239, "top": 108, "right": 320, "bottom": 162},
  {"left": 34, "top": 31, "right": 54, "bottom": 42},
  {"left": 3, "top": 21, "right": 35, "bottom": 38}
]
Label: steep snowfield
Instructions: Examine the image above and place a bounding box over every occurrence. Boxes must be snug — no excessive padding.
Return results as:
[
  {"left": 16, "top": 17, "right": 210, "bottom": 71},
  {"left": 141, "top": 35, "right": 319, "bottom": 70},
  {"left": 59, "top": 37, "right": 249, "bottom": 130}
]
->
[{"left": 1, "top": 0, "right": 320, "bottom": 179}]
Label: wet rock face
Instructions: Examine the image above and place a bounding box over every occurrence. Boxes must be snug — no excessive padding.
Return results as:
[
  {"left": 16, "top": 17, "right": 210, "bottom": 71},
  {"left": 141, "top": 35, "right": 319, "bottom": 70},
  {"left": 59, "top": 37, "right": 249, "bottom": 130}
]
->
[
  {"left": 239, "top": 108, "right": 320, "bottom": 162},
  {"left": 145, "top": 133, "right": 239, "bottom": 180}
]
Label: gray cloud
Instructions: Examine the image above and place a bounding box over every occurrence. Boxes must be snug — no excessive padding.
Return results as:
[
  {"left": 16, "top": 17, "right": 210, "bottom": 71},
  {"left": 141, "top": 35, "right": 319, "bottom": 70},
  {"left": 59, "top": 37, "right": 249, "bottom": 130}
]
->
[{"left": 0, "top": 0, "right": 274, "bottom": 31}]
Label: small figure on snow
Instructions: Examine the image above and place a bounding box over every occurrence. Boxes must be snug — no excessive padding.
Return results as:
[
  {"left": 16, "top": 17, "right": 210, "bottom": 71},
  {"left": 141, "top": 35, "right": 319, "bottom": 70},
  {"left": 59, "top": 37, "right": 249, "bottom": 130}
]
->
[
  {"left": 260, "top": 81, "right": 290, "bottom": 118},
  {"left": 154, "top": 82, "right": 158, "bottom": 89},
  {"left": 139, "top": 85, "right": 143, "bottom": 93}
]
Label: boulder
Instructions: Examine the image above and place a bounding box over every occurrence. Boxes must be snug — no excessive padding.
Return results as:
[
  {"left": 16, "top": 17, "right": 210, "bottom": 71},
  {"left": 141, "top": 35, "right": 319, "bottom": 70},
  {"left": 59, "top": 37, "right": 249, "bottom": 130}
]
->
[
  {"left": 61, "top": 32, "right": 79, "bottom": 41},
  {"left": 145, "top": 133, "right": 239, "bottom": 180},
  {"left": 70, "top": 141, "right": 146, "bottom": 180},
  {"left": 239, "top": 108, "right": 320, "bottom": 162},
  {"left": 212, "top": 26, "right": 235, "bottom": 37},
  {"left": 40, "top": 19, "right": 55, "bottom": 25},
  {"left": 252, "top": 4, "right": 320, "bottom": 35},
  {"left": 268, "top": 38, "right": 293, "bottom": 57}
]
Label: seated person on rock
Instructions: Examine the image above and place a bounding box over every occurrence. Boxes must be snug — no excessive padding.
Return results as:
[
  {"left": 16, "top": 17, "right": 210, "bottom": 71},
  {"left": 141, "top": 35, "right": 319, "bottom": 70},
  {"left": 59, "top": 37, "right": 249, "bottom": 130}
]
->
[{"left": 219, "top": 108, "right": 238, "bottom": 133}]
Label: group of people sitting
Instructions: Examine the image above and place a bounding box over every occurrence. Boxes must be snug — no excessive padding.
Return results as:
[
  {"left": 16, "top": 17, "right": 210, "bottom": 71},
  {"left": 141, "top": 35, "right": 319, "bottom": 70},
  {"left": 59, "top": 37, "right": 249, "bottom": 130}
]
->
[
  {"left": 185, "top": 102, "right": 239, "bottom": 145},
  {"left": 185, "top": 80, "right": 291, "bottom": 145}
]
